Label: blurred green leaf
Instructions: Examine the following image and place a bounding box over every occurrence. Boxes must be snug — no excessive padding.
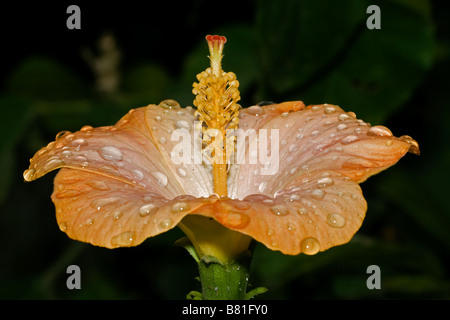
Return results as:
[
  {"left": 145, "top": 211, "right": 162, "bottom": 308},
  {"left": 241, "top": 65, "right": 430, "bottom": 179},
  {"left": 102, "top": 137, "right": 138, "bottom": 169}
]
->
[
  {"left": 6, "top": 56, "right": 89, "bottom": 100},
  {"left": 256, "top": 0, "right": 434, "bottom": 124},
  {"left": 122, "top": 62, "right": 172, "bottom": 105},
  {"left": 0, "top": 96, "right": 34, "bottom": 203}
]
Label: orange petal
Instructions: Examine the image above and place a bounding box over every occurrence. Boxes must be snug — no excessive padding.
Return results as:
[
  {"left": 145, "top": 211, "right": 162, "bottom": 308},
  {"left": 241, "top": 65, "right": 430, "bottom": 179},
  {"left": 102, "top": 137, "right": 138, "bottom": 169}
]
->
[
  {"left": 230, "top": 102, "right": 418, "bottom": 198},
  {"left": 193, "top": 170, "right": 366, "bottom": 255},
  {"left": 24, "top": 103, "right": 213, "bottom": 198},
  {"left": 53, "top": 168, "right": 218, "bottom": 248}
]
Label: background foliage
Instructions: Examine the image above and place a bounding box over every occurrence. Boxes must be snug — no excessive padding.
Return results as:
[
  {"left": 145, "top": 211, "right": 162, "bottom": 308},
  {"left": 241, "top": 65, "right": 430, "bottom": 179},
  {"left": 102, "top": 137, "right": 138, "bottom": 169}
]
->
[{"left": 1, "top": 0, "right": 449, "bottom": 299}]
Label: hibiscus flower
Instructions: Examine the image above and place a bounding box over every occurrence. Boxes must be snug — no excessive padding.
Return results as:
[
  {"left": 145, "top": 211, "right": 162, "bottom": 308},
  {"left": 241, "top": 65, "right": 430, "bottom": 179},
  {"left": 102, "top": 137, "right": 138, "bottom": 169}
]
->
[{"left": 23, "top": 35, "right": 419, "bottom": 299}]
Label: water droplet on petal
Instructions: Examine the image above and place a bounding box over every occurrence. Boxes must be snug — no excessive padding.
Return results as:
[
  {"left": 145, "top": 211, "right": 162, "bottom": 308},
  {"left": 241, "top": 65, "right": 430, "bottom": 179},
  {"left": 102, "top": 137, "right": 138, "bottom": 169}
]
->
[
  {"left": 341, "top": 135, "right": 358, "bottom": 144},
  {"left": 231, "top": 201, "right": 251, "bottom": 210},
  {"left": 270, "top": 205, "right": 289, "bottom": 216},
  {"left": 86, "top": 180, "right": 110, "bottom": 191},
  {"left": 288, "top": 144, "right": 298, "bottom": 153},
  {"left": 385, "top": 140, "right": 393, "bottom": 146},
  {"left": 158, "top": 137, "right": 167, "bottom": 144},
  {"left": 338, "top": 114, "right": 350, "bottom": 121},
  {"left": 318, "top": 177, "right": 334, "bottom": 187},
  {"left": 159, "top": 99, "right": 180, "bottom": 109},
  {"left": 218, "top": 211, "right": 250, "bottom": 229},
  {"left": 281, "top": 112, "right": 289, "bottom": 118},
  {"left": 111, "top": 231, "right": 136, "bottom": 247},
  {"left": 176, "top": 168, "right": 187, "bottom": 177},
  {"left": 81, "top": 125, "right": 94, "bottom": 132},
  {"left": 55, "top": 130, "right": 71, "bottom": 140},
  {"left": 311, "top": 189, "right": 325, "bottom": 199},
  {"left": 326, "top": 213, "right": 346, "bottom": 228},
  {"left": 159, "top": 218, "right": 173, "bottom": 230},
  {"left": 287, "top": 223, "right": 296, "bottom": 231},
  {"left": 59, "top": 222, "right": 67, "bottom": 231},
  {"left": 301, "top": 237, "right": 320, "bottom": 255},
  {"left": 258, "top": 182, "right": 267, "bottom": 193},
  {"left": 99, "top": 146, "right": 123, "bottom": 161},
  {"left": 152, "top": 172, "right": 168, "bottom": 187},
  {"left": 171, "top": 202, "right": 190, "bottom": 213},
  {"left": 132, "top": 169, "right": 144, "bottom": 180},
  {"left": 43, "top": 157, "right": 65, "bottom": 171},
  {"left": 324, "top": 106, "right": 336, "bottom": 114},
  {"left": 90, "top": 197, "right": 122, "bottom": 210},
  {"left": 247, "top": 105, "right": 264, "bottom": 116},
  {"left": 176, "top": 120, "right": 191, "bottom": 131},
  {"left": 23, "top": 168, "right": 36, "bottom": 181},
  {"left": 71, "top": 138, "right": 88, "bottom": 147},
  {"left": 139, "top": 203, "right": 158, "bottom": 216},
  {"left": 337, "top": 124, "right": 348, "bottom": 131}
]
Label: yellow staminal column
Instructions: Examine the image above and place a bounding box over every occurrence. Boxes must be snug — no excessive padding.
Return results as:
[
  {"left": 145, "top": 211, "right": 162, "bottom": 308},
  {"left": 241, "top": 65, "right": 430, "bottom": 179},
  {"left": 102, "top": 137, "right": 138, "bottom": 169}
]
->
[{"left": 192, "top": 35, "right": 241, "bottom": 198}]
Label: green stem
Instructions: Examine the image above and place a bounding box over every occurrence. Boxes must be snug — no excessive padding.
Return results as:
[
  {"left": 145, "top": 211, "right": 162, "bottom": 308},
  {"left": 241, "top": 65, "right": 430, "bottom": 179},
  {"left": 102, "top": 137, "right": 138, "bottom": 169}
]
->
[{"left": 197, "top": 255, "right": 251, "bottom": 300}]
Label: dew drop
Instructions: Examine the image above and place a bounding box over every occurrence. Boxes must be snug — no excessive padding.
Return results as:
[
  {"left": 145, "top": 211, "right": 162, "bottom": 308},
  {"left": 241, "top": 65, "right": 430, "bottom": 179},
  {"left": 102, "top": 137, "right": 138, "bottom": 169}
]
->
[
  {"left": 270, "top": 205, "right": 289, "bottom": 216},
  {"left": 288, "top": 144, "right": 298, "bottom": 153},
  {"left": 112, "top": 211, "right": 123, "bottom": 220},
  {"left": 247, "top": 105, "right": 264, "bottom": 116},
  {"left": 61, "top": 150, "right": 73, "bottom": 157},
  {"left": 177, "top": 168, "right": 187, "bottom": 177},
  {"left": 297, "top": 207, "right": 307, "bottom": 215},
  {"left": 86, "top": 180, "right": 110, "bottom": 191},
  {"left": 155, "top": 116, "right": 162, "bottom": 121},
  {"left": 171, "top": 202, "right": 190, "bottom": 213},
  {"left": 385, "top": 140, "right": 393, "bottom": 146},
  {"left": 90, "top": 197, "right": 122, "bottom": 210},
  {"left": 23, "top": 168, "right": 36, "bottom": 181},
  {"left": 258, "top": 181, "right": 267, "bottom": 193},
  {"left": 81, "top": 125, "right": 94, "bottom": 132},
  {"left": 311, "top": 189, "right": 325, "bottom": 199},
  {"left": 159, "top": 218, "right": 173, "bottom": 230},
  {"left": 287, "top": 223, "right": 296, "bottom": 231},
  {"left": 219, "top": 211, "right": 250, "bottom": 229},
  {"left": 296, "top": 133, "right": 304, "bottom": 139},
  {"left": 43, "top": 157, "right": 65, "bottom": 171},
  {"left": 159, "top": 99, "right": 180, "bottom": 109},
  {"left": 71, "top": 138, "right": 88, "bottom": 147},
  {"left": 311, "top": 105, "right": 321, "bottom": 112},
  {"left": 311, "top": 130, "right": 320, "bottom": 137},
  {"left": 55, "top": 130, "right": 71, "bottom": 140},
  {"left": 338, "top": 114, "right": 350, "bottom": 121},
  {"left": 231, "top": 201, "right": 251, "bottom": 210},
  {"left": 158, "top": 137, "right": 167, "bottom": 144},
  {"left": 267, "top": 228, "right": 275, "bottom": 236},
  {"left": 281, "top": 112, "right": 289, "bottom": 118},
  {"left": 326, "top": 213, "right": 346, "bottom": 228},
  {"left": 99, "top": 146, "right": 123, "bottom": 161},
  {"left": 111, "top": 231, "right": 136, "bottom": 247},
  {"left": 341, "top": 135, "right": 358, "bottom": 144},
  {"left": 289, "top": 194, "right": 301, "bottom": 201},
  {"left": 139, "top": 203, "right": 158, "bottom": 217},
  {"left": 301, "top": 237, "right": 320, "bottom": 255},
  {"left": 324, "top": 106, "right": 336, "bottom": 114},
  {"left": 176, "top": 120, "right": 191, "bottom": 131},
  {"left": 317, "top": 177, "right": 334, "bottom": 187},
  {"left": 132, "top": 169, "right": 144, "bottom": 181},
  {"left": 59, "top": 222, "right": 67, "bottom": 231},
  {"left": 152, "top": 171, "right": 168, "bottom": 187},
  {"left": 337, "top": 124, "right": 348, "bottom": 131}
]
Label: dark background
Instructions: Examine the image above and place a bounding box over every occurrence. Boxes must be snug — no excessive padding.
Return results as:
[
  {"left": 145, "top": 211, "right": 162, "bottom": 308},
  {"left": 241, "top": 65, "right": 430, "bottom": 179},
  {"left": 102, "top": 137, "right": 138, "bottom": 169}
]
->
[{"left": 1, "top": 0, "right": 449, "bottom": 299}]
